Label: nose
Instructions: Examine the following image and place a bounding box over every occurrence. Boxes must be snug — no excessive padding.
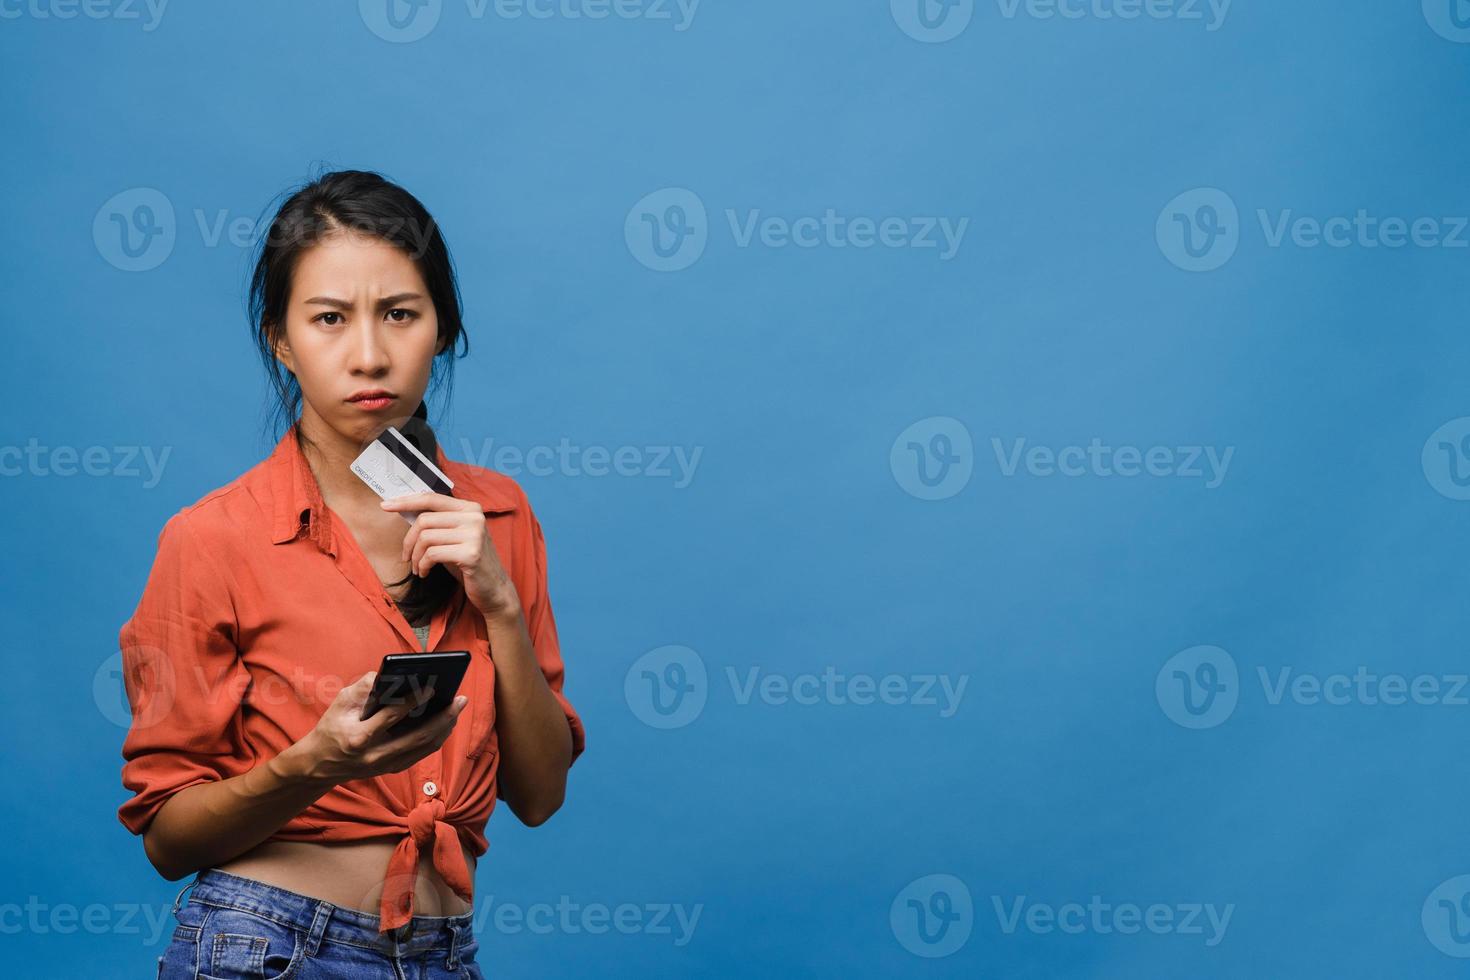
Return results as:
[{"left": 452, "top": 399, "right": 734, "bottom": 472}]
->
[{"left": 348, "top": 317, "right": 390, "bottom": 376}]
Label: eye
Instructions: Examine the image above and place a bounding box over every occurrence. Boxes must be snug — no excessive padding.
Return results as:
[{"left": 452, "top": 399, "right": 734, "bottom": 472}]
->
[
  {"left": 313, "top": 312, "right": 343, "bottom": 326},
  {"left": 386, "top": 308, "right": 418, "bottom": 323}
]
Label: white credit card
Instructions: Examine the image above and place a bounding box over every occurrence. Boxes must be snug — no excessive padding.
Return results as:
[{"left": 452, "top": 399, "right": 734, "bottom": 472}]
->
[{"left": 350, "top": 425, "right": 455, "bottom": 524}]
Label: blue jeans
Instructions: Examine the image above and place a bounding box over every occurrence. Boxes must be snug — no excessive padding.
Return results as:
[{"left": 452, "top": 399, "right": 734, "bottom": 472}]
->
[{"left": 156, "top": 868, "right": 485, "bottom": 979}]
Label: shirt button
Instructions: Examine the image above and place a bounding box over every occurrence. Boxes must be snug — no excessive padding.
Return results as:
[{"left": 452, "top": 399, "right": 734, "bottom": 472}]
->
[{"left": 422, "top": 780, "right": 438, "bottom": 797}]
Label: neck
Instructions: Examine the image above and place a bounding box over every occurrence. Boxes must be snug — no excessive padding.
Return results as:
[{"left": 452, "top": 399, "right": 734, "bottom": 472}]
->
[{"left": 295, "top": 406, "right": 386, "bottom": 511}]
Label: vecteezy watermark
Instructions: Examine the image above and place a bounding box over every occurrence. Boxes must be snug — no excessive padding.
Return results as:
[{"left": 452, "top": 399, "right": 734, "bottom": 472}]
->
[
  {"left": 994, "top": 0, "right": 1229, "bottom": 29},
  {"left": 891, "top": 874, "right": 974, "bottom": 958},
  {"left": 99, "top": 649, "right": 402, "bottom": 731},
  {"left": 1424, "top": 875, "right": 1470, "bottom": 957},
  {"left": 1424, "top": 0, "right": 1470, "bottom": 43},
  {"left": 94, "top": 187, "right": 442, "bottom": 272},
  {"left": 727, "top": 667, "right": 968, "bottom": 717},
  {"left": 624, "top": 647, "right": 969, "bottom": 728},
  {"left": 1158, "top": 187, "right": 1470, "bottom": 272},
  {"left": 1422, "top": 417, "right": 1470, "bottom": 500},
  {"left": 890, "top": 0, "right": 975, "bottom": 43},
  {"left": 1156, "top": 645, "right": 1238, "bottom": 729},
  {"left": 624, "top": 645, "right": 708, "bottom": 729},
  {"left": 454, "top": 436, "right": 702, "bottom": 488},
  {"left": 93, "top": 188, "right": 177, "bottom": 272},
  {"left": 993, "top": 895, "right": 1234, "bottom": 947},
  {"left": 1157, "top": 646, "right": 1470, "bottom": 730},
  {"left": 889, "top": 418, "right": 1233, "bottom": 500},
  {"left": 0, "top": 0, "right": 168, "bottom": 30},
  {"left": 890, "top": 417, "right": 974, "bottom": 501},
  {"left": 625, "top": 188, "right": 969, "bottom": 272},
  {"left": 473, "top": 895, "right": 702, "bottom": 946},
  {"left": 0, "top": 439, "right": 171, "bottom": 488},
  {"left": 358, "top": 0, "right": 698, "bottom": 43},
  {"left": 992, "top": 437, "right": 1234, "bottom": 488},
  {"left": 0, "top": 898, "right": 174, "bottom": 944},
  {"left": 891, "top": 0, "right": 1230, "bottom": 42}
]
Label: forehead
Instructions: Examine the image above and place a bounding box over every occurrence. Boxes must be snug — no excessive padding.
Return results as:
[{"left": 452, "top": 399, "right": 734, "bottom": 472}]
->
[{"left": 289, "top": 229, "right": 427, "bottom": 295}]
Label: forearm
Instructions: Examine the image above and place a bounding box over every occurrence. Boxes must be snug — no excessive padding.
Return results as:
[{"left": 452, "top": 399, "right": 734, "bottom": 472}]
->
[
  {"left": 486, "top": 608, "right": 574, "bottom": 825},
  {"left": 142, "top": 735, "right": 336, "bottom": 880}
]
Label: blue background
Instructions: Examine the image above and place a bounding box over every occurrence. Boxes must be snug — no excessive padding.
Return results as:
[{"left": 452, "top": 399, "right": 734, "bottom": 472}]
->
[{"left": 3, "top": 0, "right": 1470, "bottom": 976}]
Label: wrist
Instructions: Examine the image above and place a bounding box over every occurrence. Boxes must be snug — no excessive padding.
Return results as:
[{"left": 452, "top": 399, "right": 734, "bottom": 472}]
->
[
  {"left": 483, "top": 598, "right": 524, "bottom": 632},
  {"left": 271, "top": 733, "right": 334, "bottom": 788}
]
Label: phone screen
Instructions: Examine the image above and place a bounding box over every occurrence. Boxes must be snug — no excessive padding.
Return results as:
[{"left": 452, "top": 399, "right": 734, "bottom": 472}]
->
[{"left": 360, "top": 651, "right": 471, "bottom": 734}]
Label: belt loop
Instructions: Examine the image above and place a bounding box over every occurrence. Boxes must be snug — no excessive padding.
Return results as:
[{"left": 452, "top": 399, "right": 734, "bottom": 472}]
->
[
  {"left": 303, "top": 900, "right": 333, "bottom": 958},
  {"left": 445, "top": 919, "right": 463, "bottom": 970},
  {"left": 170, "top": 872, "right": 201, "bottom": 915}
]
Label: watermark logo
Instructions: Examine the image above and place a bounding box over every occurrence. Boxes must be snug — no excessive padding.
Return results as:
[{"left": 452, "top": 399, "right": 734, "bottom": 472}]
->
[
  {"left": 93, "top": 188, "right": 176, "bottom": 272},
  {"left": 1423, "top": 418, "right": 1470, "bottom": 500},
  {"left": 994, "top": 895, "right": 1233, "bottom": 946},
  {"left": 1424, "top": 876, "right": 1470, "bottom": 956},
  {"left": 627, "top": 189, "right": 969, "bottom": 270},
  {"left": 891, "top": 417, "right": 974, "bottom": 500},
  {"left": 891, "top": 874, "right": 973, "bottom": 957},
  {"left": 0, "top": 0, "right": 168, "bottom": 30},
  {"left": 456, "top": 436, "right": 702, "bottom": 488},
  {"left": 627, "top": 648, "right": 969, "bottom": 727},
  {"left": 0, "top": 897, "right": 176, "bottom": 942},
  {"left": 1157, "top": 187, "right": 1239, "bottom": 272},
  {"left": 891, "top": 0, "right": 974, "bottom": 42},
  {"left": 727, "top": 667, "right": 968, "bottom": 717},
  {"left": 996, "top": 0, "right": 1230, "bottom": 30},
  {"left": 624, "top": 645, "right": 707, "bottom": 729},
  {"left": 1156, "top": 645, "right": 1238, "bottom": 729},
  {"left": 992, "top": 437, "right": 1233, "bottom": 488},
  {"left": 0, "top": 439, "right": 172, "bottom": 487},
  {"left": 1160, "top": 189, "right": 1470, "bottom": 271},
  {"left": 98, "top": 645, "right": 177, "bottom": 731},
  {"left": 362, "top": 0, "right": 698, "bottom": 41},
  {"left": 359, "top": 0, "right": 442, "bottom": 42},
  {"left": 1424, "top": 0, "right": 1470, "bottom": 43},
  {"left": 626, "top": 188, "right": 708, "bottom": 273},
  {"left": 1158, "top": 649, "right": 1470, "bottom": 728}
]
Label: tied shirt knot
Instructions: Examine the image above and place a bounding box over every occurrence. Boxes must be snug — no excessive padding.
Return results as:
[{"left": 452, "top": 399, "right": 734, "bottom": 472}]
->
[{"left": 379, "top": 798, "right": 475, "bottom": 932}]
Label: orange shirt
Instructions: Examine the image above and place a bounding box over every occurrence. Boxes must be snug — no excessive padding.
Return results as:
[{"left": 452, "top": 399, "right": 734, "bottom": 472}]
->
[{"left": 115, "top": 425, "right": 585, "bottom": 931}]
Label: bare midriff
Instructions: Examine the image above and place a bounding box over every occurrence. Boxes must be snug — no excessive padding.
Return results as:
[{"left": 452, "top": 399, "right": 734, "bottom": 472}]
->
[{"left": 213, "top": 839, "right": 476, "bottom": 917}]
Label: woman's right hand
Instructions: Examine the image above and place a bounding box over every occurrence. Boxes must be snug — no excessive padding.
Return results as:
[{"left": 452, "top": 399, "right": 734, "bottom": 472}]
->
[{"left": 298, "top": 671, "right": 468, "bottom": 783}]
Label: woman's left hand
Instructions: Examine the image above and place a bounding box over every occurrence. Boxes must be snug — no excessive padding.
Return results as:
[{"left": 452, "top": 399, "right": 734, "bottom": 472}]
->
[{"left": 383, "top": 492, "right": 521, "bottom": 622}]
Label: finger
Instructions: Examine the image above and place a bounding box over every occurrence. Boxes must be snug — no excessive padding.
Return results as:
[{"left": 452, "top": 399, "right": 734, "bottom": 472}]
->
[
  {"left": 429, "top": 695, "right": 469, "bottom": 740},
  {"left": 416, "top": 543, "right": 472, "bottom": 578},
  {"left": 379, "top": 695, "right": 467, "bottom": 753},
  {"left": 362, "top": 681, "right": 434, "bottom": 737},
  {"left": 401, "top": 513, "right": 475, "bottom": 560},
  {"left": 399, "top": 510, "right": 475, "bottom": 529},
  {"left": 408, "top": 529, "right": 467, "bottom": 573},
  {"left": 380, "top": 492, "right": 478, "bottom": 514}
]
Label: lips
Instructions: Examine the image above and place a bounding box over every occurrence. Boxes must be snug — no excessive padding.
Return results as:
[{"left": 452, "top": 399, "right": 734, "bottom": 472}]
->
[{"left": 342, "top": 387, "right": 393, "bottom": 408}]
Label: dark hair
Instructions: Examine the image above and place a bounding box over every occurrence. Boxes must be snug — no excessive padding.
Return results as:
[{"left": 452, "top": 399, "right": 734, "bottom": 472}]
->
[{"left": 247, "top": 169, "right": 469, "bottom": 628}]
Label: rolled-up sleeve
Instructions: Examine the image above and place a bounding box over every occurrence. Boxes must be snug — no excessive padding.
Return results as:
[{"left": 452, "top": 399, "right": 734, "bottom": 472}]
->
[
  {"left": 117, "top": 509, "right": 253, "bottom": 836},
  {"left": 521, "top": 498, "right": 586, "bottom": 766}
]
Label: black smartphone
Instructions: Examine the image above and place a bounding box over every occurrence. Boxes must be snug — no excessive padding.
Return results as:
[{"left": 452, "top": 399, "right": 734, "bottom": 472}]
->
[{"left": 359, "top": 651, "right": 471, "bottom": 736}]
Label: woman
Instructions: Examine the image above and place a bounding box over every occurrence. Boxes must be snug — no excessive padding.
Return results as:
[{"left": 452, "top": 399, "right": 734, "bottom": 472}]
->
[{"left": 117, "top": 170, "right": 586, "bottom": 978}]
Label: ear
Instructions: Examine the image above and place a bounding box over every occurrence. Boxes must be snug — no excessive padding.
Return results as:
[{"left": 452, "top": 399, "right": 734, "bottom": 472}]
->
[
  {"left": 434, "top": 332, "right": 448, "bottom": 356},
  {"left": 270, "top": 327, "right": 295, "bottom": 375}
]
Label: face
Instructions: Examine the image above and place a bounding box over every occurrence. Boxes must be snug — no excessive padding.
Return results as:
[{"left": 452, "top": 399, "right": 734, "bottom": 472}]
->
[{"left": 272, "top": 228, "right": 445, "bottom": 449}]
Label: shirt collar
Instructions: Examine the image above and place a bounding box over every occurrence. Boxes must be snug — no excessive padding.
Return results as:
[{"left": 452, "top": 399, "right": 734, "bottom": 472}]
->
[{"left": 267, "top": 424, "right": 517, "bottom": 548}]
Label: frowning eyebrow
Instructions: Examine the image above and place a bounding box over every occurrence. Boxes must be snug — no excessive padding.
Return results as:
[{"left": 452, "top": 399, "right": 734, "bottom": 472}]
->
[{"left": 302, "top": 293, "right": 425, "bottom": 309}]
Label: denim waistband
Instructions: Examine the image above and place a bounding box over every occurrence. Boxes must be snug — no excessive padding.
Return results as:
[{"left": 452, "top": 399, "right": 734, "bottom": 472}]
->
[{"left": 178, "top": 867, "right": 475, "bottom": 961}]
